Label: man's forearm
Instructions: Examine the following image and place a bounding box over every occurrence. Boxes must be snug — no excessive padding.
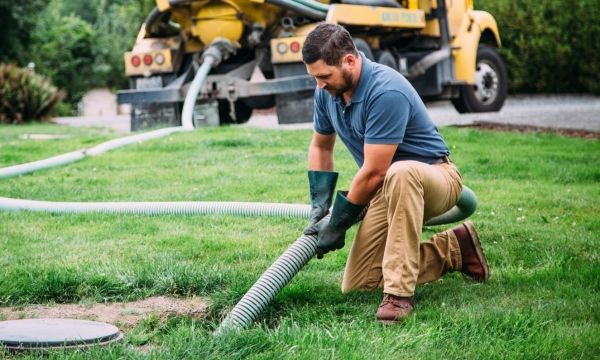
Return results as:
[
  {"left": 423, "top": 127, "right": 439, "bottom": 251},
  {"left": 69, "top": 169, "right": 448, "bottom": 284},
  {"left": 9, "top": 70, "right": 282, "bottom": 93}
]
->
[
  {"left": 308, "top": 140, "right": 334, "bottom": 171},
  {"left": 346, "top": 167, "right": 386, "bottom": 205},
  {"left": 308, "top": 151, "right": 334, "bottom": 170}
]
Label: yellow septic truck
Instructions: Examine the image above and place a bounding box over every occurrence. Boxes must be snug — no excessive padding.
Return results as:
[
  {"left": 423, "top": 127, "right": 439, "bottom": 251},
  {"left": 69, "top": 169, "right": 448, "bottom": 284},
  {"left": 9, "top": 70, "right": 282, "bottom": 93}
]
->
[{"left": 117, "top": 0, "right": 506, "bottom": 130}]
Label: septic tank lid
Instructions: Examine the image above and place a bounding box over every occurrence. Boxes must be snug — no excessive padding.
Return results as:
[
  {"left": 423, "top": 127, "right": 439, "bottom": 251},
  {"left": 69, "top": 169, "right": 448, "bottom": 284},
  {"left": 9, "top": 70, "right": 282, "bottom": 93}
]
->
[{"left": 0, "top": 318, "right": 122, "bottom": 351}]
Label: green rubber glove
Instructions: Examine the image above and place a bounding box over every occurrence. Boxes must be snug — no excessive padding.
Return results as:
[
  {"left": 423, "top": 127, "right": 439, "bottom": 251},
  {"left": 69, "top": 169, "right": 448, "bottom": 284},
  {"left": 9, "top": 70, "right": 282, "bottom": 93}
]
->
[
  {"left": 315, "top": 191, "right": 366, "bottom": 259},
  {"left": 303, "top": 170, "right": 338, "bottom": 235}
]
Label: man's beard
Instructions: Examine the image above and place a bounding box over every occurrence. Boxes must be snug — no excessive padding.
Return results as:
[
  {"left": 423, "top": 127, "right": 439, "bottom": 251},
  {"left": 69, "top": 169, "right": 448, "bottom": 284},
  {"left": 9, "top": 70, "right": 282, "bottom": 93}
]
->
[{"left": 326, "top": 68, "right": 353, "bottom": 97}]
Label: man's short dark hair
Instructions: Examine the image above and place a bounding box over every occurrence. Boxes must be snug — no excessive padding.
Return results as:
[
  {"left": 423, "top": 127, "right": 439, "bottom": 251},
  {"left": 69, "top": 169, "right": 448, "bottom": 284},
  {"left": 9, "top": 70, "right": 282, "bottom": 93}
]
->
[{"left": 302, "top": 23, "right": 357, "bottom": 66}]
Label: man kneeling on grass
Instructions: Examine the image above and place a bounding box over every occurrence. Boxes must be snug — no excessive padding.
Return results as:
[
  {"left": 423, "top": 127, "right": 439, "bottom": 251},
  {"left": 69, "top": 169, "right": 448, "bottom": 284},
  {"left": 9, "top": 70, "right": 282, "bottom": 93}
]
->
[{"left": 302, "top": 23, "right": 490, "bottom": 323}]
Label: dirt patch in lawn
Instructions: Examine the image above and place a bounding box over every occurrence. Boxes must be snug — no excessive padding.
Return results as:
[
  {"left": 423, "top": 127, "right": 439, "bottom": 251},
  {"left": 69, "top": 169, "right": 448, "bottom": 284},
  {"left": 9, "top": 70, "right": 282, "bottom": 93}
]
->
[
  {"left": 0, "top": 296, "right": 208, "bottom": 329},
  {"left": 454, "top": 121, "right": 600, "bottom": 140}
]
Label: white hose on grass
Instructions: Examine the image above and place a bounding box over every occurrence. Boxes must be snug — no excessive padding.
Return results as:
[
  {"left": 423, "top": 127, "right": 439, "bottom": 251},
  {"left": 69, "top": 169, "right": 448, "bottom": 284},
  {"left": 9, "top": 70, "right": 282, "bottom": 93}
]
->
[
  {"left": 0, "top": 59, "right": 216, "bottom": 180},
  {"left": 0, "top": 197, "right": 310, "bottom": 218},
  {"left": 0, "top": 151, "right": 86, "bottom": 179}
]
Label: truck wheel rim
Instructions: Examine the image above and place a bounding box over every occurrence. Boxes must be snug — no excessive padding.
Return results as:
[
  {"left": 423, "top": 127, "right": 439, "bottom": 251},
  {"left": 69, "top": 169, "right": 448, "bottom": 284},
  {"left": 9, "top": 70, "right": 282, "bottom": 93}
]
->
[{"left": 473, "top": 60, "right": 498, "bottom": 105}]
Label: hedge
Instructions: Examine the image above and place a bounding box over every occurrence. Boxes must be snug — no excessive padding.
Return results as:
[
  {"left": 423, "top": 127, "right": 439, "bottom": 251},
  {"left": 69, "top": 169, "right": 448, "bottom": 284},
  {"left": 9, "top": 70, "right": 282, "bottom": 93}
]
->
[{"left": 476, "top": 0, "right": 600, "bottom": 94}]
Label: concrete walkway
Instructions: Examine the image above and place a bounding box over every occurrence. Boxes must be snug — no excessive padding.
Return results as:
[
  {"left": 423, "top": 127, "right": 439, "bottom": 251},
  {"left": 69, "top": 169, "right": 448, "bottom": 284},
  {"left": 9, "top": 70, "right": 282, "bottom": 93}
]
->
[
  {"left": 247, "top": 94, "right": 600, "bottom": 132},
  {"left": 54, "top": 115, "right": 131, "bottom": 133}
]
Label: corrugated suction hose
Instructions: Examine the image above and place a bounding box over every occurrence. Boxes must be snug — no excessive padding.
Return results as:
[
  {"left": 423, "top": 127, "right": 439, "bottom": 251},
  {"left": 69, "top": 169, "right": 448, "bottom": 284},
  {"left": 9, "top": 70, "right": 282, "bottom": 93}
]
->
[
  {"left": 215, "top": 232, "right": 320, "bottom": 334},
  {"left": 0, "top": 197, "right": 310, "bottom": 218},
  {"left": 0, "top": 41, "right": 225, "bottom": 180},
  {"left": 0, "top": 186, "right": 475, "bottom": 223},
  {"left": 425, "top": 185, "right": 477, "bottom": 226},
  {"left": 216, "top": 184, "right": 478, "bottom": 333}
]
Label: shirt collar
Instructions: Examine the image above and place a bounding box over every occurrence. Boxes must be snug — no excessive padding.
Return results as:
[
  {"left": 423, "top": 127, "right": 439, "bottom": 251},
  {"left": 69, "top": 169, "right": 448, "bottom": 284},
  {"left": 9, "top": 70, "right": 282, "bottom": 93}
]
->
[{"left": 350, "top": 52, "right": 371, "bottom": 104}]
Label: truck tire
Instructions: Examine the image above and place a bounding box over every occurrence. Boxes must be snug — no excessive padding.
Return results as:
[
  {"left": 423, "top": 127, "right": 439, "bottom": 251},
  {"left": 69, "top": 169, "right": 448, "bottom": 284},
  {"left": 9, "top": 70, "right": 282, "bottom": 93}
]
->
[
  {"left": 377, "top": 51, "right": 398, "bottom": 71},
  {"left": 354, "top": 38, "right": 374, "bottom": 61},
  {"left": 451, "top": 44, "right": 507, "bottom": 113}
]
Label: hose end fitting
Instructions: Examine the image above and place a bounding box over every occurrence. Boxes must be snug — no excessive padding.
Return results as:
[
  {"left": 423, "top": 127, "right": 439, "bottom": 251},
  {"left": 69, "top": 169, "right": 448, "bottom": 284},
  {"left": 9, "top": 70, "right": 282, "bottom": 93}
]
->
[{"left": 201, "top": 38, "right": 238, "bottom": 67}]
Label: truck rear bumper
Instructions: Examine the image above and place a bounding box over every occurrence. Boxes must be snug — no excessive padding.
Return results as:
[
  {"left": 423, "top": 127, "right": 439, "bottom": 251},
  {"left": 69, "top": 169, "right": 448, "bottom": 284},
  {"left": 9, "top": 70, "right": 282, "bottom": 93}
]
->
[{"left": 117, "top": 75, "right": 316, "bottom": 105}]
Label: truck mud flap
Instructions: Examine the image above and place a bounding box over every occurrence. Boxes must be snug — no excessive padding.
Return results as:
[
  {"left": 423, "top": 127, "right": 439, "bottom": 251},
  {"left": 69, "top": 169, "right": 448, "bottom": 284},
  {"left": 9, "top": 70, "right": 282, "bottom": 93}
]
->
[{"left": 276, "top": 92, "right": 314, "bottom": 124}]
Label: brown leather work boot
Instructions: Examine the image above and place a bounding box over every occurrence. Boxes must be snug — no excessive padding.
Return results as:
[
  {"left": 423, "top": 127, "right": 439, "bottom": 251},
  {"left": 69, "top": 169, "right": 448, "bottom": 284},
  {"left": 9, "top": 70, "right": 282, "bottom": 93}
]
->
[
  {"left": 376, "top": 293, "right": 414, "bottom": 324},
  {"left": 452, "top": 221, "right": 490, "bottom": 282}
]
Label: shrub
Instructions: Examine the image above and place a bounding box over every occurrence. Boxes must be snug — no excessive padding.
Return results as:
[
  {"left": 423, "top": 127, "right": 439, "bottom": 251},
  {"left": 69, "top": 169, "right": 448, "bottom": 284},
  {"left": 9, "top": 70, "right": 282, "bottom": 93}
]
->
[
  {"left": 28, "top": 7, "right": 98, "bottom": 103},
  {"left": 0, "top": 63, "right": 65, "bottom": 124},
  {"left": 26, "top": 0, "right": 155, "bottom": 103},
  {"left": 476, "top": 0, "right": 600, "bottom": 94}
]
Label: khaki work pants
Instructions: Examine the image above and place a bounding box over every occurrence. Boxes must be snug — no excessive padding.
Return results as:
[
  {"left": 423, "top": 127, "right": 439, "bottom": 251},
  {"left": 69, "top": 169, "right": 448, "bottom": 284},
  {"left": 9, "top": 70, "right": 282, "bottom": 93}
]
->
[{"left": 341, "top": 160, "right": 464, "bottom": 297}]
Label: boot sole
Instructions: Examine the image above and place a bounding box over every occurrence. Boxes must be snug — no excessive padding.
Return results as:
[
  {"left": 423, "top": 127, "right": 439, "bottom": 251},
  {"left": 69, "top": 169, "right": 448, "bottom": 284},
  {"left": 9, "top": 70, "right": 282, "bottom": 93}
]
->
[
  {"left": 463, "top": 221, "right": 490, "bottom": 282},
  {"left": 377, "top": 314, "right": 412, "bottom": 324}
]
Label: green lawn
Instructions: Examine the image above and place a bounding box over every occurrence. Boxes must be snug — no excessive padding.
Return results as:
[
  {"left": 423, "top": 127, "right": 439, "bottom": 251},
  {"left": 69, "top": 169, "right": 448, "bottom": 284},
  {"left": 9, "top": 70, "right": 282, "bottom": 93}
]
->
[{"left": 1, "top": 123, "right": 599, "bottom": 359}]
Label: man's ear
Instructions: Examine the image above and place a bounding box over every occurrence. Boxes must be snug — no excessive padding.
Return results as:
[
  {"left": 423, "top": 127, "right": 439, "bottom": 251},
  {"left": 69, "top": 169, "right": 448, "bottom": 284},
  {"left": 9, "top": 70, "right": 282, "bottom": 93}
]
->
[{"left": 343, "top": 53, "right": 357, "bottom": 67}]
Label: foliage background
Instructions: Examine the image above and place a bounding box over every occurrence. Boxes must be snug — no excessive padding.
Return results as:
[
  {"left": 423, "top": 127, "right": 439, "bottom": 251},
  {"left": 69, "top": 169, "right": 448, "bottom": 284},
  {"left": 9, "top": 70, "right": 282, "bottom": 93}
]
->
[
  {"left": 0, "top": 0, "right": 155, "bottom": 104},
  {"left": 0, "top": 0, "right": 599, "bottom": 104},
  {"left": 476, "top": 0, "right": 600, "bottom": 94}
]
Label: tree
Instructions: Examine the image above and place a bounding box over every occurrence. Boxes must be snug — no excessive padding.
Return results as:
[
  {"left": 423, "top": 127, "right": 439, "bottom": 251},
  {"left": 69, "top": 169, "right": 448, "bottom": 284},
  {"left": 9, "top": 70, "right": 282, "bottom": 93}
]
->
[
  {"left": 0, "top": 1, "right": 47, "bottom": 63},
  {"left": 26, "top": 0, "right": 156, "bottom": 102},
  {"left": 29, "top": 5, "right": 98, "bottom": 102}
]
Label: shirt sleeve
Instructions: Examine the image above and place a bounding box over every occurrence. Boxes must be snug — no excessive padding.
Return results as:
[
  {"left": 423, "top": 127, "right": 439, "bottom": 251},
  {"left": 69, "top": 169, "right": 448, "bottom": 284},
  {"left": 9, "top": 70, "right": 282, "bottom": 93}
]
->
[
  {"left": 313, "top": 88, "right": 335, "bottom": 135},
  {"left": 364, "top": 90, "right": 411, "bottom": 144}
]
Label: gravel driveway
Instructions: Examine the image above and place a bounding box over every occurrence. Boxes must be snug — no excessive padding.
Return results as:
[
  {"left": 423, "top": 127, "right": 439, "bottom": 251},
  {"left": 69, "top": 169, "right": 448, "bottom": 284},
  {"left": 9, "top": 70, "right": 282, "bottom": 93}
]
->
[{"left": 54, "top": 94, "right": 600, "bottom": 134}]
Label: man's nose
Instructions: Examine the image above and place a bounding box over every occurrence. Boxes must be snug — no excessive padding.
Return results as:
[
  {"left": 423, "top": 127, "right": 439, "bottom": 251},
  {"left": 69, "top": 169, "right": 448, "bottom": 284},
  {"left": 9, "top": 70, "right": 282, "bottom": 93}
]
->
[{"left": 316, "top": 79, "right": 327, "bottom": 89}]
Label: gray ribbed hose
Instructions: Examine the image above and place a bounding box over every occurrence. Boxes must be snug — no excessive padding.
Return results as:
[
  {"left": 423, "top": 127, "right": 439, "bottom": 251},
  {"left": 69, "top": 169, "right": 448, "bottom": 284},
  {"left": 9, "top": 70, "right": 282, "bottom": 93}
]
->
[
  {"left": 0, "top": 127, "right": 191, "bottom": 179},
  {"left": 215, "top": 232, "right": 320, "bottom": 334},
  {"left": 0, "top": 186, "right": 475, "bottom": 222},
  {"left": 215, "top": 184, "right": 478, "bottom": 333},
  {"left": 0, "top": 197, "right": 310, "bottom": 218},
  {"left": 0, "top": 151, "right": 87, "bottom": 179},
  {"left": 181, "top": 53, "right": 216, "bottom": 129}
]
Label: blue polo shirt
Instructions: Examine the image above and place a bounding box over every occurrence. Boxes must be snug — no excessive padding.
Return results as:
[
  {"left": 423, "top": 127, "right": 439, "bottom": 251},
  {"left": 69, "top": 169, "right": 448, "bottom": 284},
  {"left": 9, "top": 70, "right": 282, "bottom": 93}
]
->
[{"left": 313, "top": 54, "right": 449, "bottom": 167}]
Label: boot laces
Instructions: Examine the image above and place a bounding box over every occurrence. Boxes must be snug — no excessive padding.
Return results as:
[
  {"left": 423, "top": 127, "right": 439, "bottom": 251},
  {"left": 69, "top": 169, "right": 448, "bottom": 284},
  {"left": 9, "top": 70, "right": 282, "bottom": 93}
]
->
[{"left": 380, "top": 294, "right": 412, "bottom": 309}]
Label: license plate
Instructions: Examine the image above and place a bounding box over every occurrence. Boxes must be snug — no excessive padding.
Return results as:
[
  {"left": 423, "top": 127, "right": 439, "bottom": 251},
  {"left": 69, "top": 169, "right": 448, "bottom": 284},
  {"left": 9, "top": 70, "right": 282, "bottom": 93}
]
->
[{"left": 136, "top": 76, "right": 163, "bottom": 89}]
